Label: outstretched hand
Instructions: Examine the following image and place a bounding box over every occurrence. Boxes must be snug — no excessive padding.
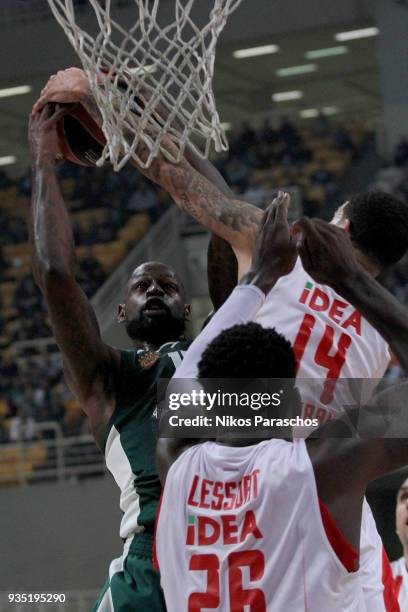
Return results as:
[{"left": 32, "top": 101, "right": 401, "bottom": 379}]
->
[
  {"left": 243, "top": 191, "right": 297, "bottom": 294},
  {"left": 28, "top": 103, "right": 70, "bottom": 166},
  {"left": 293, "top": 217, "right": 361, "bottom": 287}
]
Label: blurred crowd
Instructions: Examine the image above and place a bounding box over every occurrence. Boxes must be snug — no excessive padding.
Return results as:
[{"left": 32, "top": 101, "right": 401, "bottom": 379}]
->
[
  {"left": 0, "top": 159, "right": 170, "bottom": 444},
  {"left": 0, "top": 116, "right": 394, "bottom": 447},
  {"left": 373, "top": 136, "right": 408, "bottom": 382},
  {"left": 218, "top": 115, "right": 360, "bottom": 216}
]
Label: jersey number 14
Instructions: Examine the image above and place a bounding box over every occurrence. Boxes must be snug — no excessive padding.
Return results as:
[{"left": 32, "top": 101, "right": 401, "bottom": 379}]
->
[{"left": 293, "top": 314, "right": 352, "bottom": 404}]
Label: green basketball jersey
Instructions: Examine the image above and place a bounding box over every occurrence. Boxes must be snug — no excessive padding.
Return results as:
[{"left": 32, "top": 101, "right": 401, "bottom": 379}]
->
[{"left": 102, "top": 340, "right": 189, "bottom": 539}]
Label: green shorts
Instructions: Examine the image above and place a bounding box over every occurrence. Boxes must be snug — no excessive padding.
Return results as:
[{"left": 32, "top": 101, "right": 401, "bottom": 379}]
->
[{"left": 92, "top": 532, "right": 166, "bottom": 612}]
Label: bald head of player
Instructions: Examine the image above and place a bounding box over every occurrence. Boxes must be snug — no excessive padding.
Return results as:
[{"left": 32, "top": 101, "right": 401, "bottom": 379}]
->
[
  {"left": 118, "top": 261, "right": 190, "bottom": 348},
  {"left": 330, "top": 191, "right": 408, "bottom": 276},
  {"left": 396, "top": 477, "right": 408, "bottom": 554}
]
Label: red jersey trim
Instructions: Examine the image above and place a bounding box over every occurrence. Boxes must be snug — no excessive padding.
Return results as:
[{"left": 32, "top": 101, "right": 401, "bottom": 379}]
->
[
  {"left": 394, "top": 575, "right": 403, "bottom": 600},
  {"left": 382, "top": 548, "right": 401, "bottom": 612},
  {"left": 318, "top": 499, "right": 359, "bottom": 573}
]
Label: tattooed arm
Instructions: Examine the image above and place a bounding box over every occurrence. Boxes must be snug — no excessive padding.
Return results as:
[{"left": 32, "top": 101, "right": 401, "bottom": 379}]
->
[
  {"left": 32, "top": 68, "right": 262, "bottom": 277},
  {"left": 182, "top": 148, "right": 239, "bottom": 308},
  {"left": 143, "top": 157, "right": 262, "bottom": 277},
  {"left": 28, "top": 105, "right": 119, "bottom": 447}
]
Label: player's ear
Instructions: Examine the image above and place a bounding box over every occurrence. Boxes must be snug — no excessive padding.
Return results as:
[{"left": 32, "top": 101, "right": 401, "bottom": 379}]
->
[
  {"left": 117, "top": 303, "right": 126, "bottom": 322},
  {"left": 184, "top": 304, "right": 191, "bottom": 321}
]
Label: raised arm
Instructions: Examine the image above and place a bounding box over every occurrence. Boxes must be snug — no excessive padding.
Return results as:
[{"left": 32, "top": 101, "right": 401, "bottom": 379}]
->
[
  {"left": 156, "top": 193, "right": 296, "bottom": 481},
  {"left": 141, "top": 152, "right": 261, "bottom": 278},
  {"left": 183, "top": 146, "right": 239, "bottom": 308},
  {"left": 28, "top": 104, "right": 119, "bottom": 444},
  {"left": 32, "top": 68, "right": 261, "bottom": 279}
]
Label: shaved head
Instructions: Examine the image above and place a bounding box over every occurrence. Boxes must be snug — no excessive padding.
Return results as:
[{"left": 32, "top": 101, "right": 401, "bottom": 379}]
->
[{"left": 118, "top": 261, "right": 190, "bottom": 347}]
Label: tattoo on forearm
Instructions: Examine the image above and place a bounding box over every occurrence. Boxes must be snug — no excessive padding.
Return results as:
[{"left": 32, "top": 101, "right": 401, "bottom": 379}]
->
[
  {"left": 179, "top": 190, "right": 205, "bottom": 222},
  {"left": 169, "top": 165, "right": 262, "bottom": 235}
]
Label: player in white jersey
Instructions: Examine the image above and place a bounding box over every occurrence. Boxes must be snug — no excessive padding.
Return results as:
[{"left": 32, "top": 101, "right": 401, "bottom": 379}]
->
[
  {"left": 392, "top": 478, "right": 408, "bottom": 608},
  {"left": 254, "top": 255, "right": 390, "bottom": 418},
  {"left": 155, "top": 195, "right": 408, "bottom": 611},
  {"left": 129, "top": 123, "right": 407, "bottom": 609},
  {"left": 146, "top": 184, "right": 406, "bottom": 611}
]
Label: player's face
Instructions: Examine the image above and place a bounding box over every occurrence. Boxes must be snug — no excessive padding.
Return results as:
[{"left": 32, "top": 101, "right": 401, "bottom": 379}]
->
[
  {"left": 396, "top": 478, "right": 408, "bottom": 547},
  {"left": 119, "top": 262, "right": 189, "bottom": 343}
]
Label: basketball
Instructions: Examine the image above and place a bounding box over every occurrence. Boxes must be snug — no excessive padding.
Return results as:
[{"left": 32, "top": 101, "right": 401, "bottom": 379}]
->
[{"left": 56, "top": 103, "right": 106, "bottom": 167}]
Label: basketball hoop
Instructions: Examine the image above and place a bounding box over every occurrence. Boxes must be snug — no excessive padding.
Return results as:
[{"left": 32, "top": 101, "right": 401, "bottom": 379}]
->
[{"left": 46, "top": 0, "right": 244, "bottom": 170}]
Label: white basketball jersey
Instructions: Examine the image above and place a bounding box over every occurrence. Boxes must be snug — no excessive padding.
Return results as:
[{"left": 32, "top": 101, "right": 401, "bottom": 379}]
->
[
  {"left": 254, "top": 259, "right": 390, "bottom": 422},
  {"left": 392, "top": 557, "right": 408, "bottom": 609},
  {"left": 156, "top": 440, "right": 366, "bottom": 612},
  {"left": 253, "top": 259, "right": 396, "bottom": 611}
]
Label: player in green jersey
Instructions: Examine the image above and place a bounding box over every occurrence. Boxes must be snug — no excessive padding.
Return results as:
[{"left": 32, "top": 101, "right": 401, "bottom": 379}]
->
[{"left": 28, "top": 104, "right": 207, "bottom": 611}]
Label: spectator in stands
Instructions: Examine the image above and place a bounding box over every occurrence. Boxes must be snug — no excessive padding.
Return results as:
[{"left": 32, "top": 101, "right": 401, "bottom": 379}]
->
[
  {"left": 0, "top": 348, "right": 18, "bottom": 392},
  {"left": 224, "top": 155, "right": 249, "bottom": 191},
  {"left": 242, "top": 173, "right": 270, "bottom": 208},
  {"left": 14, "top": 274, "right": 42, "bottom": 316},
  {"left": 0, "top": 215, "right": 28, "bottom": 245},
  {"left": 0, "top": 247, "right": 13, "bottom": 280},
  {"left": 31, "top": 312, "right": 52, "bottom": 339},
  {"left": 278, "top": 116, "right": 300, "bottom": 147},
  {"left": 258, "top": 118, "right": 278, "bottom": 147},
  {"left": 77, "top": 247, "right": 106, "bottom": 297},
  {"left": 8, "top": 407, "right": 36, "bottom": 442},
  {"left": 13, "top": 313, "right": 51, "bottom": 342},
  {"left": 333, "top": 122, "right": 355, "bottom": 155},
  {"left": 12, "top": 317, "right": 32, "bottom": 342},
  {"left": 231, "top": 121, "right": 256, "bottom": 156},
  {"left": 311, "top": 160, "right": 334, "bottom": 185},
  {"left": 255, "top": 140, "right": 275, "bottom": 169}
]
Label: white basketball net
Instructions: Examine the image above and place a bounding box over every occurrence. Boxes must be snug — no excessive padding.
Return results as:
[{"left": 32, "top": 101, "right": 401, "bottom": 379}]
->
[{"left": 46, "top": 0, "right": 244, "bottom": 170}]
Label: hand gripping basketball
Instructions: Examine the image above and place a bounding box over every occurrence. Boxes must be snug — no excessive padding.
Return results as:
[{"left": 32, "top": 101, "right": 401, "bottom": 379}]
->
[{"left": 32, "top": 68, "right": 89, "bottom": 115}]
